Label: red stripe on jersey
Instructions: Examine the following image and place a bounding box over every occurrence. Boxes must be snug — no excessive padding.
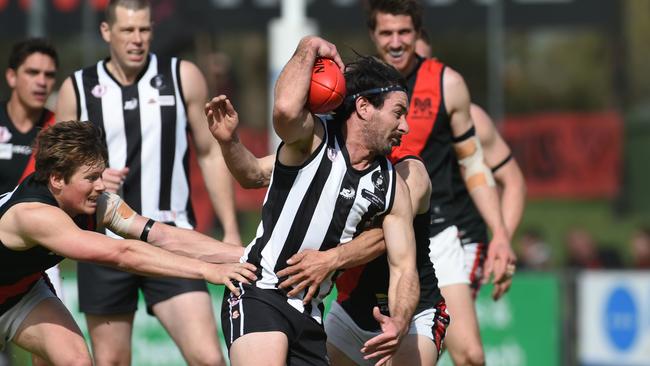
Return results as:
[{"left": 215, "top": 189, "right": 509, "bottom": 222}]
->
[
  {"left": 335, "top": 264, "right": 367, "bottom": 303},
  {"left": 0, "top": 272, "right": 42, "bottom": 305},
  {"left": 18, "top": 110, "right": 56, "bottom": 184},
  {"left": 469, "top": 243, "right": 487, "bottom": 299},
  {"left": 389, "top": 59, "right": 444, "bottom": 164}
]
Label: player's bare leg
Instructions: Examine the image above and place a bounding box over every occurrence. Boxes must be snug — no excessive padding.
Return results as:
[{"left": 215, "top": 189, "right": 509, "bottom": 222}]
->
[
  {"left": 14, "top": 298, "right": 91, "bottom": 365},
  {"left": 230, "top": 332, "right": 288, "bottom": 366},
  {"left": 153, "top": 291, "right": 225, "bottom": 366},
  {"left": 85, "top": 312, "right": 134, "bottom": 366},
  {"left": 440, "top": 284, "right": 484, "bottom": 366},
  {"left": 327, "top": 342, "right": 361, "bottom": 366},
  {"left": 390, "top": 334, "right": 439, "bottom": 365}
]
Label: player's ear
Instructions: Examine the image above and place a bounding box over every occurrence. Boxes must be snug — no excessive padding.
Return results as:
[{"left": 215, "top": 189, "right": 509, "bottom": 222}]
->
[
  {"left": 355, "top": 96, "right": 372, "bottom": 121},
  {"left": 5, "top": 68, "right": 16, "bottom": 89},
  {"left": 49, "top": 173, "right": 65, "bottom": 190},
  {"left": 100, "top": 21, "right": 111, "bottom": 43}
]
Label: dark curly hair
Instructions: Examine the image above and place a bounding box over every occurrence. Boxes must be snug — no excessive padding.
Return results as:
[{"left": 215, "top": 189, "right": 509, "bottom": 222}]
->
[
  {"left": 34, "top": 121, "right": 108, "bottom": 184},
  {"left": 333, "top": 55, "right": 407, "bottom": 121}
]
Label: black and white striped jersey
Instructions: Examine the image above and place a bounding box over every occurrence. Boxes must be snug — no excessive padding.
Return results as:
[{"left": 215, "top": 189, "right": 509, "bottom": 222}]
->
[
  {"left": 71, "top": 54, "right": 194, "bottom": 229},
  {"left": 243, "top": 117, "right": 397, "bottom": 323}
]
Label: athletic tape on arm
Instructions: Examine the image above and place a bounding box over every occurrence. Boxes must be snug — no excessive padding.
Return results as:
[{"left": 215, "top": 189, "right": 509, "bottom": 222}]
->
[
  {"left": 96, "top": 192, "right": 137, "bottom": 238},
  {"left": 453, "top": 132, "right": 496, "bottom": 190}
]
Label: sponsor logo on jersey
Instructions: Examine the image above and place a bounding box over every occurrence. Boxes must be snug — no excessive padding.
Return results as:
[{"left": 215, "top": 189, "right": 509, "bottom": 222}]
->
[
  {"left": 123, "top": 97, "right": 138, "bottom": 110},
  {"left": 339, "top": 186, "right": 355, "bottom": 199},
  {"left": 91, "top": 84, "right": 107, "bottom": 98},
  {"left": 327, "top": 147, "right": 337, "bottom": 162},
  {"left": 371, "top": 171, "right": 386, "bottom": 192},
  {"left": 412, "top": 97, "right": 434, "bottom": 118},
  {"left": 0, "top": 126, "right": 12, "bottom": 143},
  {"left": 361, "top": 188, "right": 385, "bottom": 209},
  {"left": 150, "top": 74, "right": 167, "bottom": 90}
]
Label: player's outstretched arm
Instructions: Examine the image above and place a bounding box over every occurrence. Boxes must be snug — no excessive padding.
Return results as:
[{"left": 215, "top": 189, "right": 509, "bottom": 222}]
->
[
  {"left": 362, "top": 176, "right": 419, "bottom": 366},
  {"left": 54, "top": 77, "right": 78, "bottom": 121},
  {"left": 4, "top": 203, "right": 256, "bottom": 295},
  {"left": 276, "top": 228, "right": 385, "bottom": 302},
  {"left": 471, "top": 104, "right": 526, "bottom": 236},
  {"left": 205, "top": 95, "right": 275, "bottom": 189},
  {"left": 182, "top": 60, "right": 241, "bottom": 245},
  {"left": 444, "top": 68, "right": 515, "bottom": 300},
  {"left": 97, "top": 192, "right": 245, "bottom": 263}
]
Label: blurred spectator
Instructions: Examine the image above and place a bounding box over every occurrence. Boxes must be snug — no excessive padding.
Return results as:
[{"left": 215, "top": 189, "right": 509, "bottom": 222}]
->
[
  {"left": 517, "top": 228, "right": 552, "bottom": 270},
  {"left": 203, "top": 51, "right": 239, "bottom": 103},
  {"left": 565, "top": 227, "right": 622, "bottom": 269},
  {"left": 630, "top": 227, "right": 650, "bottom": 269}
]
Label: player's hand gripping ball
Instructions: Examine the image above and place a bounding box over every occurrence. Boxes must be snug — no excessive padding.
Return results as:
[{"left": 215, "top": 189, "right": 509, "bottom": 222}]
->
[{"left": 308, "top": 57, "right": 346, "bottom": 114}]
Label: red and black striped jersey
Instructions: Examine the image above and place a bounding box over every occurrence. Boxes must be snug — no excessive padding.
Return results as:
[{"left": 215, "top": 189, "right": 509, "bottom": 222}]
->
[
  {"left": 0, "top": 102, "right": 55, "bottom": 194},
  {"left": 390, "top": 57, "right": 487, "bottom": 245},
  {"left": 0, "top": 174, "right": 95, "bottom": 314}
]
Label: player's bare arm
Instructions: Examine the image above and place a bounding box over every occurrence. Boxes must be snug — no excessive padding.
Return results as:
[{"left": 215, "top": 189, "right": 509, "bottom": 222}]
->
[
  {"left": 54, "top": 77, "right": 78, "bottom": 121},
  {"left": 273, "top": 36, "right": 342, "bottom": 166},
  {"left": 395, "top": 158, "right": 431, "bottom": 216},
  {"left": 182, "top": 60, "right": 241, "bottom": 245},
  {"left": 1, "top": 203, "right": 256, "bottom": 295},
  {"left": 471, "top": 104, "right": 526, "bottom": 236},
  {"left": 444, "top": 67, "right": 515, "bottom": 300},
  {"left": 96, "top": 192, "right": 245, "bottom": 264},
  {"left": 205, "top": 95, "right": 275, "bottom": 188},
  {"left": 362, "top": 176, "right": 419, "bottom": 366}
]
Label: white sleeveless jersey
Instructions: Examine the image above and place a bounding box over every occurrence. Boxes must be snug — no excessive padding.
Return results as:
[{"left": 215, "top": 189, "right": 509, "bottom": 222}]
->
[
  {"left": 244, "top": 117, "right": 397, "bottom": 323},
  {"left": 71, "top": 54, "right": 193, "bottom": 229}
]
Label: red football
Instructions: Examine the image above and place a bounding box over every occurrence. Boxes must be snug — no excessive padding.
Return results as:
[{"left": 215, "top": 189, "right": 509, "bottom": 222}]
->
[{"left": 308, "top": 57, "right": 346, "bottom": 114}]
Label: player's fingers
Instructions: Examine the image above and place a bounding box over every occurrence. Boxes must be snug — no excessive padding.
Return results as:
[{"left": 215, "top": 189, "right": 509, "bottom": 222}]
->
[
  {"left": 371, "top": 306, "right": 387, "bottom": 323},
  {"left": 238, "top": 267, "right": 257, "bottom": 282},
  {"left": 231, "top": 273, "right": 251, "bottom": 285},
  {"left": 286, "top": 279, "right": 310, "bottom": 297},
  {"left": 492, "top": 256, "right": 508, "bottom": 284},
  {"left": 285, "top": 251, "right": 306, "bottom": 265},
  {"left": 374, "top": 353, "right": 395, "bottom": 366},
  {"left": 277, "top": 273, "right": 304, "bottom": 289},
  {"left": 224, "top": 98, "right": 237, "bottom": 116},
  {"left": 332, "top": 54, "right": 345, "bottom": 71},
  {"left": 225, "top": 280, "right": 240, "bottom": 296},
  {"left": 302, "top": 284, "right": 319, "bottom": 304},
  {"left": 482, "top": 257, "right": 494, "bottom": 284},
  {"left": 276, "top": 265, "right": 301, "bottom": 278}
]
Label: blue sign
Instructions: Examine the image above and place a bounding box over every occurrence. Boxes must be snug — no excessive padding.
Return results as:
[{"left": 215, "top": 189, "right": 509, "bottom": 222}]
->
[{"left": 605, "top": 286, "right": 638, "bottom": 351}]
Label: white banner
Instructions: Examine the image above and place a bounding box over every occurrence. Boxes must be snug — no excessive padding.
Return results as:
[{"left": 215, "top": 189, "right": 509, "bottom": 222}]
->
[{"left": 578, "top": 271, "right": 650, "bottom": 365}]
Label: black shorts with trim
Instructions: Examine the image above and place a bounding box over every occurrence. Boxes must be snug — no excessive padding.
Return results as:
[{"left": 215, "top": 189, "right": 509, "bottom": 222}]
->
[
  {"left": 78, "top": 262, "right": 207, "bottom": 316},
  {"left": 221, "top": 284, "right": 328, "bottom": 366}
]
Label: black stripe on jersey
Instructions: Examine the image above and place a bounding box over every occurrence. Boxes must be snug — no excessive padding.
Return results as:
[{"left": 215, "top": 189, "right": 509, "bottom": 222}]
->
[
  {"left": 176, "top": 60, "right": 188, "bottom": 111},
  {"left": 157, "top": 57, "right": 176, "bottom": 211},
  {"left": 71, "top": 76, "right": 81, "bottom": 120},
  {"left": 321, "top": 125, "right": 357, "bottom": 250},
  {"left": 273, "top": 149, "right": 334, "bottom": 276},
  {"left": 247, "top": 154, "right": 298, "bottom": 271},
  {"left": 81, "top": 67, "right": 104, "bottom": 131},
  {"left": 121, "top": 85, "right": 142, "bottom": 213}
]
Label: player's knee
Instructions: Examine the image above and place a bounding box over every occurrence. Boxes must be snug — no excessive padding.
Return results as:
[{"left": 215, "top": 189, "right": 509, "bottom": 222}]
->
[
  {"left": 58, "top": 354, "right": 93, "bottom": 366},
  {"left": 93, "top": 352, "right": 129, "bottom": 366},
  {"left": 185, "top": 349, "right": 226, "bottom": 366},
  {"left": 459, "top": 345, "right": 485, "bottom": 366}
]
